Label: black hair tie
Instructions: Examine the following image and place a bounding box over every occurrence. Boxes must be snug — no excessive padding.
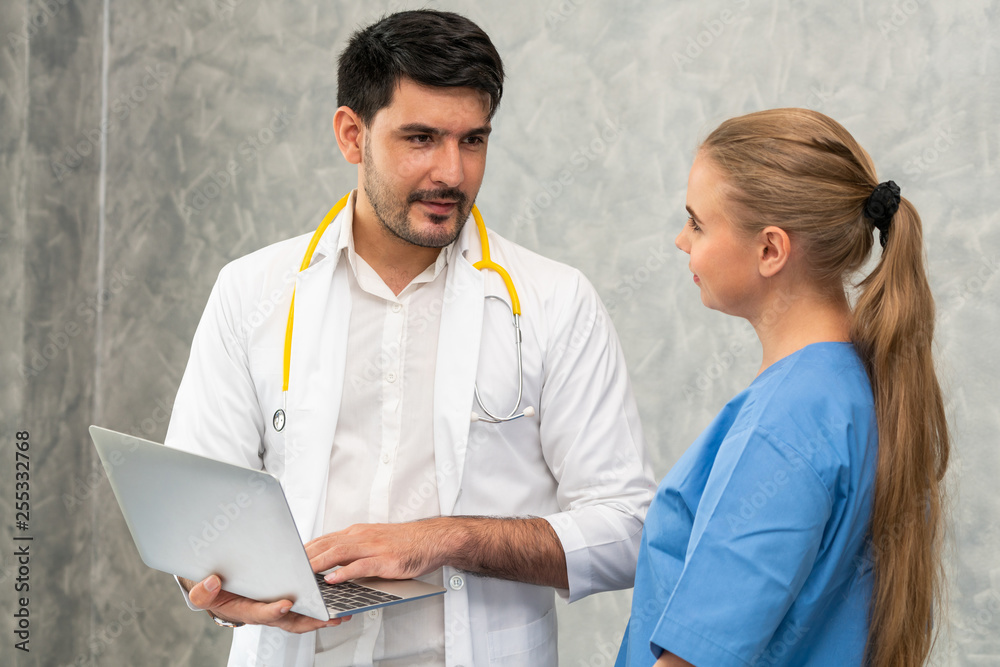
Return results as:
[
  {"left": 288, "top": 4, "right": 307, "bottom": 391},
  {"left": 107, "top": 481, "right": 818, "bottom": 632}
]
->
[{"left": 864, "top": 181, "right": 901, "bottom": 248}]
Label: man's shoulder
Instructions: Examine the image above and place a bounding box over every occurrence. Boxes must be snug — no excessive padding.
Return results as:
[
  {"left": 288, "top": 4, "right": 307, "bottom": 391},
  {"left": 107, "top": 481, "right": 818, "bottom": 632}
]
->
[
  {"left": 222, "top": 231, "right": 315, "bottom": 276},
  {"left": 478, "top": 229, "right": 613, "bottom": 344},
  {"left": 483, "top": 228, "right": 589, "bottom": 292},
  {"left": 215, "top": 230, "right": 316, "bottom": 294},
  {"left": 203, "top": 231, "right": 319, "bottom": 321}
]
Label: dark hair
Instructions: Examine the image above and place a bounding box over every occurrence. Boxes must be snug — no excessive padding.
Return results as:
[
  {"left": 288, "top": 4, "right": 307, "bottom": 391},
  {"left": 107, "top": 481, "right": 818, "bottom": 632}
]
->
[{"left": 337, "top": 10, "right": 505, "bottom": 124}]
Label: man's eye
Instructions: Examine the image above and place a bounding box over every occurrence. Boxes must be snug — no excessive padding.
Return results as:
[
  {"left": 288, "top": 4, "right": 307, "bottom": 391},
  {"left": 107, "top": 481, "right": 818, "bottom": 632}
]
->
[
  {"left": 409, "top": 135, "right": 433, "bottom": 143},
  {"left": 464, "top": 136, "right": 485, "bottom": 145}
]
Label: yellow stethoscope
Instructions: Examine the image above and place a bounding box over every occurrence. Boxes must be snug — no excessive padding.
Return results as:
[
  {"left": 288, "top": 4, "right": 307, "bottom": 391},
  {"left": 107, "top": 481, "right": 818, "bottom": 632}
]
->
[{"left": 271, "top": 193, "right": 535, "bottom": 433}]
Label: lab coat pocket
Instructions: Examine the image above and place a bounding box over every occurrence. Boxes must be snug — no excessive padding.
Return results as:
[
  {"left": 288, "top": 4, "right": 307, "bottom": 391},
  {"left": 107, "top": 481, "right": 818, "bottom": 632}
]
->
[{"left": 486, "top": 607, "right": 557, "bottom": 665}]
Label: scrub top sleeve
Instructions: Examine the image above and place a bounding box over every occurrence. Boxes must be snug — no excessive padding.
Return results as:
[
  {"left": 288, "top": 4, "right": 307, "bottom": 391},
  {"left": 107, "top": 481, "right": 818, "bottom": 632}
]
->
[
  {"left": 538, "top": 271, "right": 655, "bottom": 602},
  {"left": 649, "top": 428, "right": 833, "bottom": 667}
]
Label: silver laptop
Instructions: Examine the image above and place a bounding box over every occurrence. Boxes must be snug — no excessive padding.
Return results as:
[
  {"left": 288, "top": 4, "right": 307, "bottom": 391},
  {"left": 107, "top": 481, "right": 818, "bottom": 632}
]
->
[{"left": 88, "top": 425, "right": 445, "bottom": 620}]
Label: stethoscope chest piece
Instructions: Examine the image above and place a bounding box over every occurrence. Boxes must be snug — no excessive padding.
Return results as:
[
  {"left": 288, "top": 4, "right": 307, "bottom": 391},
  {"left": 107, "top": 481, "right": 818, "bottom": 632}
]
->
[{"left": 273, "top": 409, "right": 286, "bottom": 432}]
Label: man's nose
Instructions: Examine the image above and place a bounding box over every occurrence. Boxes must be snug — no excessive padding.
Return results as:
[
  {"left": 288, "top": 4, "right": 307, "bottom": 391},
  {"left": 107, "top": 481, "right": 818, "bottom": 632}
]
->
[{"left": 430, "top": 142, "right": 464, "bottom": 187}]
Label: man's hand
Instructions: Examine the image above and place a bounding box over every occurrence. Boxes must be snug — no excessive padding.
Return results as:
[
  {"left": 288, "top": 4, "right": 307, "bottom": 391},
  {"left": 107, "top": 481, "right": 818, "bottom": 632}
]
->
[
  {"left": 181, "top": 574, "right": 350, "bottom": 634},
  {"left": 306, "top": 520, "right": 455, "bottom": 584},
  {"left": 305, "top": 516, "right": 568, "bottom": 589}
]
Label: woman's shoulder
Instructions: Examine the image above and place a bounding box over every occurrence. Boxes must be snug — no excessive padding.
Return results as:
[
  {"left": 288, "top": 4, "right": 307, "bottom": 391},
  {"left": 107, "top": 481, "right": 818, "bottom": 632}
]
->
[
  {"left": 738, "top": 342, "right": 877, "bottom": 484},
  {"left": 753, "top": 342, "right": 873, "bottom": 415}
]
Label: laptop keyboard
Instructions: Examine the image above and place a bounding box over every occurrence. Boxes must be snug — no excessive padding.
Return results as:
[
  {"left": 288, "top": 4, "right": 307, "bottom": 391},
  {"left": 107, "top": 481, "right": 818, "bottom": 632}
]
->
[{"left": 315, "top": 575, "right": 403, "bottom": 613}]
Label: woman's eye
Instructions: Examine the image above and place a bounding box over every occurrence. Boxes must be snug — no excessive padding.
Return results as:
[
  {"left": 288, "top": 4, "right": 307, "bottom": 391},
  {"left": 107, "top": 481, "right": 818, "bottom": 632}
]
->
[{"left": 687, "top": 216, "right": 701, "bottom": 231}]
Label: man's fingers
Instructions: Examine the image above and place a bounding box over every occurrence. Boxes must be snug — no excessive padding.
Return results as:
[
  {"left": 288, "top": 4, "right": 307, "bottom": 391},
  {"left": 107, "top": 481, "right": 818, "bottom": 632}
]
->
[
  {"left": 256, "top": 603, "right": 351, "bottom": 634},
  {"left": 187, "top": 574, "right": 223, "bottom": 609},
  {"left": 305, "top": 531, "right": 352, "bottom": 559},
  {"left": 238, "top": 598, "right": 293, "bottom": 625},
  {"left": 303, "top": 535, "right": 330, "bottom": 559},
  {"left": 274, "top": 613, "right": 351, "bottom": 634},
  {"left": 213, "top": 596, "right": 303, "bottom": 628},
  {"left": 186, "top": 575, "right": 352, "bottom": 634},
  {"left": 309, "top": 541, "right": 369, "bottom": 574},
  {"left": 323, "top": 557, "right": 382, "bottom": 584}
]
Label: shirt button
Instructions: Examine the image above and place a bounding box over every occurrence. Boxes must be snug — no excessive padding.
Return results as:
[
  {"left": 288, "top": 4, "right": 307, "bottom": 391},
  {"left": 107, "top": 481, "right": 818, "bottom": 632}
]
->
[
  {"left": 391, "top": 303, "right": 402, "bottom": 313},
  {"left": 449, "top": 575, "right": 465, "bottom": 590},
  {"left": 386, "top": 372, "right": 397, "bottom": 383},
  {"left": 381, "top": 453, "right": 391, "bottom": 464},
  {"left": 367, "top": 609, "right": 380, "bottom": 619}
]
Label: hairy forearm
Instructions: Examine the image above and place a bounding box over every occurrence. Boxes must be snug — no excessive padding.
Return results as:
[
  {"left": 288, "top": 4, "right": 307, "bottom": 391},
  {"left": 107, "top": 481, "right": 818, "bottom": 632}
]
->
[{"left": 432, "top": 516, "right": 569, "bottom": 590}]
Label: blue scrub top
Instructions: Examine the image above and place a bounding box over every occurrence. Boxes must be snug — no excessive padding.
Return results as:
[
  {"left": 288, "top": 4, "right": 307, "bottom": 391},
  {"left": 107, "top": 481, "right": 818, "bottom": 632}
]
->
[{"left": 617, "top": 342, "right": 877, "bottom": 667}]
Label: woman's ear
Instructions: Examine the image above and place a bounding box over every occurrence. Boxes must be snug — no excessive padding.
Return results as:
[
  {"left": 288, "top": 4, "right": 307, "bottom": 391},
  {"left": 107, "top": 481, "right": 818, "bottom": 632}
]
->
[
  {"left": 757, "top": 226, "right": 791, "bottom": 278},
  {"left": 333, "top": 106, "right": 364, "bottom": 165}
]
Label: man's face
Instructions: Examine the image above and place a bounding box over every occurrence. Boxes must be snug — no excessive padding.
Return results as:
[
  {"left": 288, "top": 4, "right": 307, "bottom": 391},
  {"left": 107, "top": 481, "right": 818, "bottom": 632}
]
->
[{"left": 359, "top": 78, "right": 492, "bottom": 248}]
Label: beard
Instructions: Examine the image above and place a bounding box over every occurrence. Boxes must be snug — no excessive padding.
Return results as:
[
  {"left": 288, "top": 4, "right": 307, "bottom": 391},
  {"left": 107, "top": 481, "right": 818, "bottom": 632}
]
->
[{"left": 362, "top": 138, "right": 473, "bottom": 249}]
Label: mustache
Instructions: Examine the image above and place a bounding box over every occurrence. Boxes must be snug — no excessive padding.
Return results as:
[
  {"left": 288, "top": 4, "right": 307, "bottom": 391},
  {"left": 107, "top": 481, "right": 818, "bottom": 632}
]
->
[{"left": 407, "top": 188, "right": 468, "bottom": 207}]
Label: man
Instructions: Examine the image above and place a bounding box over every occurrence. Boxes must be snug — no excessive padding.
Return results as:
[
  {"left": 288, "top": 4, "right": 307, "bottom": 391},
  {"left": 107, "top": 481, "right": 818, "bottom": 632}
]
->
[{"left": 167, "top": 9, "right": 654, "bottom": 666}]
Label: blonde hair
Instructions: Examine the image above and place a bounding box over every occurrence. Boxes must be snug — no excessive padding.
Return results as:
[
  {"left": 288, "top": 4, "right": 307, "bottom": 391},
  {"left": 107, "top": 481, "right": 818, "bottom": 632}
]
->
[{"left": 701, "top": 108, "right": 949, "bottom": 667}]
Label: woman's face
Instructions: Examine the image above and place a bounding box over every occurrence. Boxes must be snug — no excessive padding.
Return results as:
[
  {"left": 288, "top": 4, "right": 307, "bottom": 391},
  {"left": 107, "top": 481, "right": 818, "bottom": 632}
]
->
[{"left": 675, "top": 153, "right": 763, "bottom": 318}]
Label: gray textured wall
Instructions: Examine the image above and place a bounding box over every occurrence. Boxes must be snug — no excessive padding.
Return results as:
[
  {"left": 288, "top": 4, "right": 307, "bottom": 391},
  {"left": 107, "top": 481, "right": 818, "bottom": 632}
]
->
[{"left": 2, "top": 0, "right": 998, "bottom": 665}]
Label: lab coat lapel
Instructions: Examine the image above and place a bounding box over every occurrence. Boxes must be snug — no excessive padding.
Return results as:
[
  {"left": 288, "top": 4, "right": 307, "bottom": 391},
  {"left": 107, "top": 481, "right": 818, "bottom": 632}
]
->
[
  {"left": 434, "top": 224, "right": 485, "bottom": 516},
  {"left": 284, "top": 219, "right": 352, "bottom": 541}
]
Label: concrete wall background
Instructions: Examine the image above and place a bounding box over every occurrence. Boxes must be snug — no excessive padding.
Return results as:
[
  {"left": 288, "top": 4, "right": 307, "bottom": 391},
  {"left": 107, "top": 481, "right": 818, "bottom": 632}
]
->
[{"left": 2, "top": 0, "right": 998, "bottom": 665}]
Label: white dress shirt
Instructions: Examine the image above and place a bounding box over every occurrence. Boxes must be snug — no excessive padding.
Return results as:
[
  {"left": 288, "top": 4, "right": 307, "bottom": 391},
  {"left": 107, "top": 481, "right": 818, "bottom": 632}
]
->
[{"left": 315, "top": 214, "right": 454, "bottom": 666}]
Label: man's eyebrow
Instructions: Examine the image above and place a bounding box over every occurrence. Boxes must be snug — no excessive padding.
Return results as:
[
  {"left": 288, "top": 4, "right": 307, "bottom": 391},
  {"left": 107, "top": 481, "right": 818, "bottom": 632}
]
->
[
  {"left": 464, "top": 125, "right": 492, "bottom": 137},
  {"left": 397, "top": 123, "right": 492, "bottom": 137}
]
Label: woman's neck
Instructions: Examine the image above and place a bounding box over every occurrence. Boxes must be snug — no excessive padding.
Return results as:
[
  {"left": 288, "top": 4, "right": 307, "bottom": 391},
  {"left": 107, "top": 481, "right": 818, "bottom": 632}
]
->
[{"left": 749, "top": 283, "right": 852, "bottom": 375}]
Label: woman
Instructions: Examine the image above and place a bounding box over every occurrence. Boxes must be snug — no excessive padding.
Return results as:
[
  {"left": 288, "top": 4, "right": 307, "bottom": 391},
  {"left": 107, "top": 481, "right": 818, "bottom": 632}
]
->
[{"left": 616, "top": 109, "right": 949, "bottom": 667}]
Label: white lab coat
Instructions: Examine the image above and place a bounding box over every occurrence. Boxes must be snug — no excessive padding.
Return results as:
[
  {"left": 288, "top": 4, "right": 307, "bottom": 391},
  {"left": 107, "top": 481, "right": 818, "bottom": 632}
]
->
[{"left": 165, "top": 197, "right": 655, "bottom": 667}]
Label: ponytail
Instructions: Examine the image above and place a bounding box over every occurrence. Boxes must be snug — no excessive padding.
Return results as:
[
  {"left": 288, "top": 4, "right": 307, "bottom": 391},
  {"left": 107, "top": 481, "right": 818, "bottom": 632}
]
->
[{"left": 851, "top": 199, "right": 949, "bottom": 667}]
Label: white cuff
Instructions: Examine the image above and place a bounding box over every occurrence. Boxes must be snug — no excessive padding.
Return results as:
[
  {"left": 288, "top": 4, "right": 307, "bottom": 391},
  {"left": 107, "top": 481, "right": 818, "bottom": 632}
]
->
[
  {"left": 543, "top": 512, "right": 591, "bottom": 603},
  {"left": 543, "top": 506, "right": 644, "bottom": 603}
]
